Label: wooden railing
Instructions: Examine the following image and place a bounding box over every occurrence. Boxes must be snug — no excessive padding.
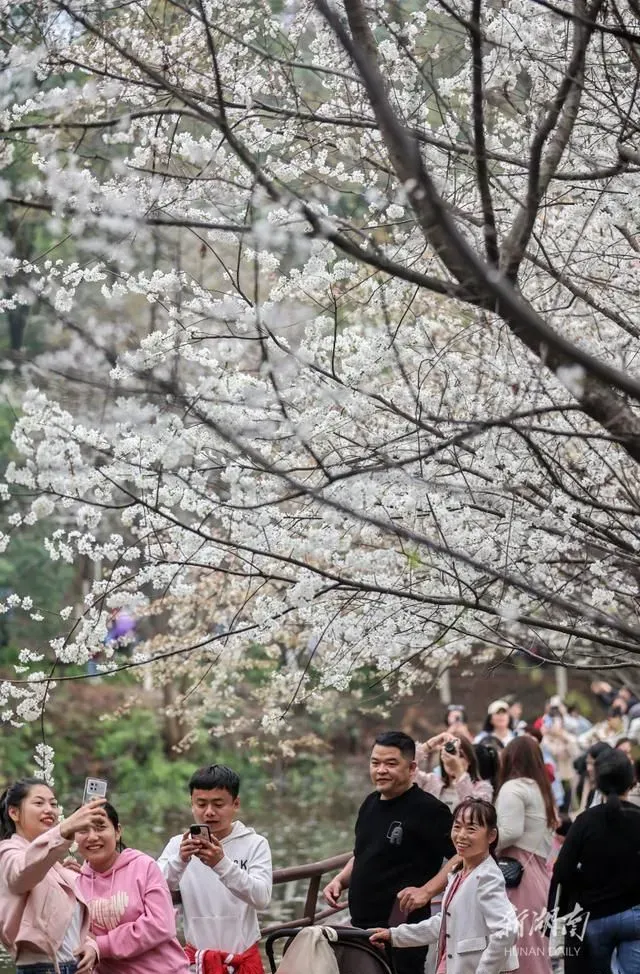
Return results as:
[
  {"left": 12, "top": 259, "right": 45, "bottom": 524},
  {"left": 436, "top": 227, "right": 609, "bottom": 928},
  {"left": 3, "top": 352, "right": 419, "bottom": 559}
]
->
[
  {"left": 171, "top": 850, "right": 351, "bottom": 933},
  {"left": 261, "top": 851, "right": 351, "bottom": 934}
]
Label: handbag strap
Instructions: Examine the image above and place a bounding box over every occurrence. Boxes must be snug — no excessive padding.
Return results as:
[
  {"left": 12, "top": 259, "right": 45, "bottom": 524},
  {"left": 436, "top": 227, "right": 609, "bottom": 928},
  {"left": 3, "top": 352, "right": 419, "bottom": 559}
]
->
[
  {"left": 508, "top": 822, "right": 551, "bottom": 872},
  {"left": 521, "top": 847, "right": 539, "bottom": 870}
]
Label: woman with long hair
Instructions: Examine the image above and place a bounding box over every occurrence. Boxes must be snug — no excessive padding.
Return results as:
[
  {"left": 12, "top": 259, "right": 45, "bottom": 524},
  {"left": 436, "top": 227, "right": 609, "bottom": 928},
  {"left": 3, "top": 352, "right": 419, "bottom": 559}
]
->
[
  {"left": 0, "top": 777, "right": 104, "bottom": 974},
  {"left": 75, "top": 802, "right": 189, "bottom": 974},
  {"left": 575, "top": 740, "right": 612, "bottom": 812},
  {"left": 495, "top": 736, "right": 557, "bottom": 974},
  {"left": 552, "top": 749, "right": 640, "bottom": 973},
  {"left": 416, "top": 734, "right": 494, "bottom": 811}
]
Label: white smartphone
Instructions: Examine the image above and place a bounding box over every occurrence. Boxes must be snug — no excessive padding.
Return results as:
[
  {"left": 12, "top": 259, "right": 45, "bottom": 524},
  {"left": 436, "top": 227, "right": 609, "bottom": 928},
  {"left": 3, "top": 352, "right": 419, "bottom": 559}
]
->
[{"left": 83, "top": 777, "right": 108, "bottom": 804}]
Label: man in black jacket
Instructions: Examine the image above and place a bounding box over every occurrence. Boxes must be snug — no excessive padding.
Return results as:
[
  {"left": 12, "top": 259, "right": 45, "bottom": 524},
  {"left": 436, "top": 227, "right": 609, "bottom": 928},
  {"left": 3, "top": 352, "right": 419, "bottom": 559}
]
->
[{"left": 323, "top": 731, "right": 455, "bottom": 974}]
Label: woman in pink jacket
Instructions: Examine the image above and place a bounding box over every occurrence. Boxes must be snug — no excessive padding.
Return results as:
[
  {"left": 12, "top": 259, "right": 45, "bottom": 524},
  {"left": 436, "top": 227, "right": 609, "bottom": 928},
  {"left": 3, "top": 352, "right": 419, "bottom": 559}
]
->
[
  {"left": 0, "top": 776, "right": 105, "bottom": 974},
  {"left": 415, "top": 733, "right": 494, "bottom": 812},
  {"left": 75, "top": 803, "right": 188, "bottom": 974}
]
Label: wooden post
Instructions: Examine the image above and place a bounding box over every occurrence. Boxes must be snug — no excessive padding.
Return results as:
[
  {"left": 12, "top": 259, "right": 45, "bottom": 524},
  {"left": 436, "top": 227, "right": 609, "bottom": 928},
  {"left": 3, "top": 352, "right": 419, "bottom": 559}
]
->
[{"left": 303, "top": 874, "right": 322, "bottom": 925}]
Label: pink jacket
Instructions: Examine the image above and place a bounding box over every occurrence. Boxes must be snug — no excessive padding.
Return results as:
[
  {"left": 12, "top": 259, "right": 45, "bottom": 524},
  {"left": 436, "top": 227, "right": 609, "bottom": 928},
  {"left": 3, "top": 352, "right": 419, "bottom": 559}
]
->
[
  {"left": 76, "top": 848, "right": 189, "bottom": 974},
  {"left": 415, "top": 770, "right": 493, "bottom": 812},
  {"left": 0, "top": 826, "right": 96, "bottom": 962}
]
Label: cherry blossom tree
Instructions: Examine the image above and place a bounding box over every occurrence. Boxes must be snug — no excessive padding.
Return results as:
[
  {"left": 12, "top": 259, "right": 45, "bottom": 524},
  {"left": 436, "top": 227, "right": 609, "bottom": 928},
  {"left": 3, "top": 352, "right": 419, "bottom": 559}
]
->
[{"left": 2, "top": 0, "right": 640, "bottom": 737}]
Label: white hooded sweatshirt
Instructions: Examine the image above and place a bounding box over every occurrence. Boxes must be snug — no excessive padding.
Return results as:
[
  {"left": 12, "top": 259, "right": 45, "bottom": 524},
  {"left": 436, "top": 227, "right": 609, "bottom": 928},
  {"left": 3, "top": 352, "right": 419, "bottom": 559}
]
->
[{"left": 157, "top": 821, "right": 272, "bottom": 954}]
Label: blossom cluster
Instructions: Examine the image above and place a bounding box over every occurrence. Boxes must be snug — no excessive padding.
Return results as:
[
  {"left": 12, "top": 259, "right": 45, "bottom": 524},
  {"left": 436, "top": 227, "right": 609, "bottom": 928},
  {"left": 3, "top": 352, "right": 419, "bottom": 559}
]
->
[{"left": 0, "top": 0, "right": 639, "bottom": 735}]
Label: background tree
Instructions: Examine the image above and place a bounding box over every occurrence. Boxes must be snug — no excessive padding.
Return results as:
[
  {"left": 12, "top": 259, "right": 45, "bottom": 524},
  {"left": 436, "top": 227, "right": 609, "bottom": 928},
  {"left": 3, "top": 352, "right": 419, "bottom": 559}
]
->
[{"left": 1, "top": 0, "right": 640, "bottom": 736}]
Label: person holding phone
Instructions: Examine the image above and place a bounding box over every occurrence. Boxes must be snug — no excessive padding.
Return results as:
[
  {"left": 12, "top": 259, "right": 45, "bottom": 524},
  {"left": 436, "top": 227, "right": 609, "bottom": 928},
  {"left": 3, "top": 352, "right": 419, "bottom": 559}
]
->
[
  {"left": 158, "top": 764, "right": 272, "bottom": 974},
  {"left": 75, "top": 803, "right": 189, "bottom": 974},
  {"left": 443, "top": 707, "right": 472, "bottom": 741},
  {"left": 541, "top": 715, "right": 579, "bottom": 813},
  {"left": 415, "top": 734, "right": 494, "bottom": 812},
  {"left": 0, "top": 776, "right": 104, "bottom": 974}
]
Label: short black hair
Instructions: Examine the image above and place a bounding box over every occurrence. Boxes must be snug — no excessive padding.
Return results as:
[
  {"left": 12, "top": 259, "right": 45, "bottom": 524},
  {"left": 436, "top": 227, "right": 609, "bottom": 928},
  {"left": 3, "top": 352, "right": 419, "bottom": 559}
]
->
[
  {"left": 74, "top": 800, "right": 121, "bottom": 832},
  {"left": 373, "top": 731, "right": 415, "bottom": 761},
  {"left": 83, "top": 802, "right": 126, "bottom": 852},
  {"left": 474, "top": 742, "right": 501, "bottom": 792},
  {"left": 102, "top": 801, "right": 121, "bottom": 830},
  {"left": 452, "top": 798, "right": 499, "bottom": 858},
  {"left": 189, "top": 764, "right": 240, "bottom": 799},
  {"left": 588, "top": 741, "right": 612, "bottom": 760},
  {"left": 482, "top": 734, "right": 505, "bottom": 751},
  {"left": 524, "top": 724, "right": 542, "bottom": 743},
  {"left": 596, "top": 748, "right": 634, "bottom": 796}
]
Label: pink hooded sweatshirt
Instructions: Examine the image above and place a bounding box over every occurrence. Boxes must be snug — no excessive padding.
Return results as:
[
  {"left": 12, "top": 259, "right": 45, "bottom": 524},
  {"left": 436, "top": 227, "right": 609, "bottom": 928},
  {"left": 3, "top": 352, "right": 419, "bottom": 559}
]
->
[
  {"left": 76, "top": 848, "right": 189, "bottom": 974},
  {"left": 0, "top": 825, "right": 96, "bottom": 965}
]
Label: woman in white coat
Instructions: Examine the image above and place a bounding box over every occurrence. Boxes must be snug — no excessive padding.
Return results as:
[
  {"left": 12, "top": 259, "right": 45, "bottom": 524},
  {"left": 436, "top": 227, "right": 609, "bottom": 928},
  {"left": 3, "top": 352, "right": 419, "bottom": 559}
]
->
[
  {"left": 495, "top": 736, "right": 556, "bottom": 974},
  {"left": 370, "top": 798, "right": 518, "bottom": 974}
]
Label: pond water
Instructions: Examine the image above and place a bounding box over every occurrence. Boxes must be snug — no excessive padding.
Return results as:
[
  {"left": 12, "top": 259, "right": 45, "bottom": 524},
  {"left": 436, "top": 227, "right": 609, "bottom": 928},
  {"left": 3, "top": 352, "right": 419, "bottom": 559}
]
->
[{"left": 0, "top": 779, "right": 362, "bottom": 971}]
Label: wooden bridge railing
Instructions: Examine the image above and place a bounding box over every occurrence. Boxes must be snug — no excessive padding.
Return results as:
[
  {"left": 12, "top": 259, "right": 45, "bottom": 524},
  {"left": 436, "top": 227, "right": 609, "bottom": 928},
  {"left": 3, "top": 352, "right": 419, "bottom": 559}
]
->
[
  {"left": 261, "top": 851, "right": 351, "bottom": 935},
  {"left": 171, "top": 850, "right": 351, "bottom": 934}
]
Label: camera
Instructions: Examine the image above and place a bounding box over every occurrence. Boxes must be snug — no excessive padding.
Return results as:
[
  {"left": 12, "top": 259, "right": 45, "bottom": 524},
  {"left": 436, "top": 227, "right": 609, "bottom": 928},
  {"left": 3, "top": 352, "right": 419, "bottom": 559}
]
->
[{"left": 444, "top": 741, "right": 458, "bottom": 755}]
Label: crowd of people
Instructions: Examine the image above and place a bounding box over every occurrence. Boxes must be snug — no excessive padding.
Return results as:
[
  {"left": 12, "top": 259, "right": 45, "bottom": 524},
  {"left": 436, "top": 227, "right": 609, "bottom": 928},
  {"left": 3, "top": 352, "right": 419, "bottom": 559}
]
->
[
  {"left": 321, "top": 687, "right": 640, "bottom": 974},
  {"left": 0, "top": 682, "right": 639, "bottom": 974}
]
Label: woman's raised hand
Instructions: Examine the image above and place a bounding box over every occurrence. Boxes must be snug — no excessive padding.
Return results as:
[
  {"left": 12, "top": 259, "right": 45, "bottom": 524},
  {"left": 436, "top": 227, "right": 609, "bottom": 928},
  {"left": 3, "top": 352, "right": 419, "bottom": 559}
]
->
[
  {"left": 441, "top": 749, "right": 467, "bottom": 781},
  {"left": 59, "top": 799, "right": 106, "bottom": 840},
  {"left": 423, "top": 731, "right": 457, "bottom": 753}
]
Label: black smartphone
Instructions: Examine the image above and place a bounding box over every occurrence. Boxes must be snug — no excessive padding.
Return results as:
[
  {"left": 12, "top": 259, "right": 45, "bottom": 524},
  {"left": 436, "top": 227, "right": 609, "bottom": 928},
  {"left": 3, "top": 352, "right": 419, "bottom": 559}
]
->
[{"left": 189, "top": 824, "right": 211, "bottom": 841}]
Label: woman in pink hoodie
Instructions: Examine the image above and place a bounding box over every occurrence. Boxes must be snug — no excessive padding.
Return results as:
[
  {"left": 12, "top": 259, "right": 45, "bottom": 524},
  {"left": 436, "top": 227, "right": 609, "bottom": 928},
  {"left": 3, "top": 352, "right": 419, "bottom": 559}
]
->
[
  {"left": 75, "top": 804, "right": 189, "bottom": 974},
  {"left": 0, "top": 776, "right": 104, "bottom": 974}
]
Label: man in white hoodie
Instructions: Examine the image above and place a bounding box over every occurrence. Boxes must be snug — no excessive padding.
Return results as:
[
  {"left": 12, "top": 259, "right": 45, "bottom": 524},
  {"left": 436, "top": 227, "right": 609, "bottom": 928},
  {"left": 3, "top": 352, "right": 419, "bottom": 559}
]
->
[{"left": 158, "top": 764, "right": 272, "bottom": 974}]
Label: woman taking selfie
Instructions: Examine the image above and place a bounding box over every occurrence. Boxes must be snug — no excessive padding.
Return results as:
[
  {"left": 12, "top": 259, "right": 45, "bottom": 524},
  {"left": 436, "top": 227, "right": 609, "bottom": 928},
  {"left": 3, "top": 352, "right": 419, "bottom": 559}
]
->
[
  {"left": 0, "top": 776, "right": 104, "bottom": 974},
  {"left": 75, "top": 802, "right": 189, "bottom": 974},
  {"left": 369, "top": 797, "right": 519, "bottom": 973}
]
